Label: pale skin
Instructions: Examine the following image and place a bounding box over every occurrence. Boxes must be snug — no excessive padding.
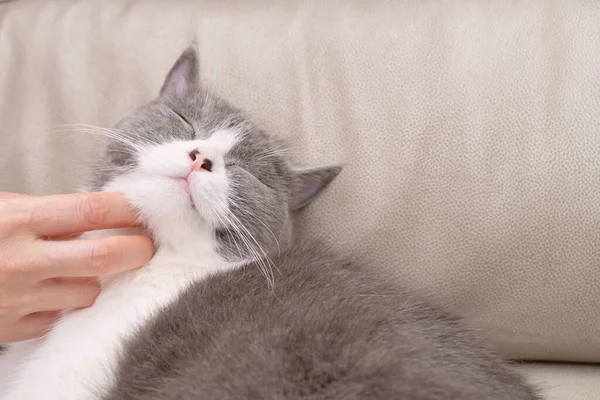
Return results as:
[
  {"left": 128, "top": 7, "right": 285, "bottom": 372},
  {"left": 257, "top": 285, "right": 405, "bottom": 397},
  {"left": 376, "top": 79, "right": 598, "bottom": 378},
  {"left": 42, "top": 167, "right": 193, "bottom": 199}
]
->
[{"left": 0, "top": 192, "right": 154, "bottom": 344}]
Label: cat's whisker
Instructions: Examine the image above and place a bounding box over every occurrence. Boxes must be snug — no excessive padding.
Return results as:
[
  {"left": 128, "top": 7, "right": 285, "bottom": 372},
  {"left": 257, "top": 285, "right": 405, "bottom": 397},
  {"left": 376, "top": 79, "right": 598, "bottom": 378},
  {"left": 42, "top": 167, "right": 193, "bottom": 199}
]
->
[
  {"left": 52, "top": 127, "right": 146, "bottom": 152},
  {"left": 229, "top": 195, "right": 282, "bottom": 257},
  {"left": 51, "top": 124, "right": 158, "bottom": 152},
  {"left": 206, "top": 204, "right": 246, "bottom": 262},
  {"left": 218, "top": 215, "right": 273, "bottom": 286},
  {"left": 75, "top": 130, "right": 148, "bottom": 152},
  {"left": 222, "top": 206, "right": 278, "bottom": 287},
  {"left": 52, "top": 126, "right": 173, "bottom": 170},
  {"left": 52, "top": 122, "right": 162, "bottom": 147},
  {"left": 211, "top": 201, "right": 276, "bottom": 287},
  {"left": 255, "top": 146, "right": 301, "bottom": 162},
  {"left": 216, "top": 205, "right": 274, "bottom": 284}
]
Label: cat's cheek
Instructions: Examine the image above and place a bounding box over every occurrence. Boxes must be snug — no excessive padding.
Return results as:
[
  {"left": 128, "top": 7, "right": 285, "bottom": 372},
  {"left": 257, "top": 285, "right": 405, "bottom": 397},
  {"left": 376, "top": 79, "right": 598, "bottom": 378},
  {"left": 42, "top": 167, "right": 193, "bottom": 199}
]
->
[{"left": 188, "top": 171, "right": 230, "bottom": 228}]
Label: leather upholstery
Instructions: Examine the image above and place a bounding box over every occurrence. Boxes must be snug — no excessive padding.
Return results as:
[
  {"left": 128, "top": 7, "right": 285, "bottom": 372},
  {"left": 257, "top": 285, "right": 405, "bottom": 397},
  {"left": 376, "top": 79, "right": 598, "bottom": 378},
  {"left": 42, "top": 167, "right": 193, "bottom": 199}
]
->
[{"left": 1, "top": 1, "right": 599, "bottom": 397}]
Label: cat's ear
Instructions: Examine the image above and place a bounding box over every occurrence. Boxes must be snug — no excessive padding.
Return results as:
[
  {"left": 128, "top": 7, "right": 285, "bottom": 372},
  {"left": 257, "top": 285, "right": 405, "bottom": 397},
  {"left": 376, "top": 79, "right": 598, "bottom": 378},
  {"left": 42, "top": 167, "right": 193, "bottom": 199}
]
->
[
  {"left": 289, "top": 166, "right": 342, "bottom": 211},
  {"left": 160, "top": 45, "right": 200, "bottom": 97}
]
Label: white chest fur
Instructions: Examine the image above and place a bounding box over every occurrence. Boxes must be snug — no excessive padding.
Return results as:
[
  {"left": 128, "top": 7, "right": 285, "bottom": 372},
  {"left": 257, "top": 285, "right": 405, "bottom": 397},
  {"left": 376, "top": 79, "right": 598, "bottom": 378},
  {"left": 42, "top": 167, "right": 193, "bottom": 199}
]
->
[{"left": 0, "top": 233, "right": 234, "bottom": 400}]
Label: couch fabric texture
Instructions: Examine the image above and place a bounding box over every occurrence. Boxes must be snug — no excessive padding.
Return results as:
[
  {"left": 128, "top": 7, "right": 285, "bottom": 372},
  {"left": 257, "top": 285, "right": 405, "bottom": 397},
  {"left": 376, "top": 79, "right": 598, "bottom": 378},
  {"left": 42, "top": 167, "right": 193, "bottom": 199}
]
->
[{"left": 1, "top": 1, "right": 599, "bottom": 398}]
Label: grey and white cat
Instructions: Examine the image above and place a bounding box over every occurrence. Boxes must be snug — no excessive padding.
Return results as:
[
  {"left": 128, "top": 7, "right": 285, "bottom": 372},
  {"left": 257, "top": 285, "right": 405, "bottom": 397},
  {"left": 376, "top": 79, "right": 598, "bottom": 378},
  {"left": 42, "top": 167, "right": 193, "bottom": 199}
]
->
[{"left": 0, "top": 47, "right": 540, "bottom": 400}]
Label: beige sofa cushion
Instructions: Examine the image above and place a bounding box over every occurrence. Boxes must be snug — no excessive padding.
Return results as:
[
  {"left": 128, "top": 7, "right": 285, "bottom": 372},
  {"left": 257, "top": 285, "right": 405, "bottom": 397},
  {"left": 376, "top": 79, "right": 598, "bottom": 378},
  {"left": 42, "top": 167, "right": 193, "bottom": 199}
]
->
[{"left": 1, "top": 0, "right": 599, "bottom": 367}]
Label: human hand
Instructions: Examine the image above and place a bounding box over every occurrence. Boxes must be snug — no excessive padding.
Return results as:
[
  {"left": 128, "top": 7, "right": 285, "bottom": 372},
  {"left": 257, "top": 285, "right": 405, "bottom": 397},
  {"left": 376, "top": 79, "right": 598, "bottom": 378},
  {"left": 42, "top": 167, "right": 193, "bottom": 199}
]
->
[{"left": 0, "top": 192, "right": 153, "bottom": 343}]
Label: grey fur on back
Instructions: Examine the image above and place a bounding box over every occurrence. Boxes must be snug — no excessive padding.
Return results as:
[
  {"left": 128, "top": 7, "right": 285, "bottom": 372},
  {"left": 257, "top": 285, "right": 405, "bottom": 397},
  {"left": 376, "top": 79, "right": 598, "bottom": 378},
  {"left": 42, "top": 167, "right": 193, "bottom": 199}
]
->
[
  {"left": 105, "top": 242, "right": 538, "bottom": 400},
  {"left": 99, "top": 47, "right": 540, "bottom": 400}
]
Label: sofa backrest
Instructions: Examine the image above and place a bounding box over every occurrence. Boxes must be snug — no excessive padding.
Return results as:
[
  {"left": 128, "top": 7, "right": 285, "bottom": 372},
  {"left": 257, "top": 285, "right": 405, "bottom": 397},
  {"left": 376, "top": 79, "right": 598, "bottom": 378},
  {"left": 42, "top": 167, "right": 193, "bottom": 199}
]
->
[{"left": 1, "top": 0, "right": 599, "bottom": 362}]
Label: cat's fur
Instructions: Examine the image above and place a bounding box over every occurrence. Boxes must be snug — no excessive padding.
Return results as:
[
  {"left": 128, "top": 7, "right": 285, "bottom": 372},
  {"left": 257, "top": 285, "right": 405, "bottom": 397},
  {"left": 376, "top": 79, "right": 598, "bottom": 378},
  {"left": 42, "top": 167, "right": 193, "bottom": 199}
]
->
[
  {"left": 105, "top": 242, "right": 540, "bottom": 400},
  {"left": 0, "top": 47, "right": 540, "bottom": 400}
]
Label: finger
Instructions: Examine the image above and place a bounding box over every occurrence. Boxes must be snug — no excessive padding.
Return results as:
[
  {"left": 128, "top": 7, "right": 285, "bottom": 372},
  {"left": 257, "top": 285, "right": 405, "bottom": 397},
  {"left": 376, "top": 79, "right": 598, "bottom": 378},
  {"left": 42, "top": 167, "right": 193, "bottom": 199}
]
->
[
  {"left": 26, "top": 192, "right": 141, "bottom": 237},
  {"left": 24, "top": 279, "right": 100, "bottom": 314},
  {"left": 0, "top": 192, "right": 30, "bottom": 200},
  {"left": 0, "top": 311, "right": 60, "bottom": 343},
  {"left": 46, "top": 277, "right": 100, "bottom": 286},
  {"left": 44, "top": 232, "right": 83, "bottom": 241},
  {"left": 34, "top": 235, "right": 154, "bottom": 278}
]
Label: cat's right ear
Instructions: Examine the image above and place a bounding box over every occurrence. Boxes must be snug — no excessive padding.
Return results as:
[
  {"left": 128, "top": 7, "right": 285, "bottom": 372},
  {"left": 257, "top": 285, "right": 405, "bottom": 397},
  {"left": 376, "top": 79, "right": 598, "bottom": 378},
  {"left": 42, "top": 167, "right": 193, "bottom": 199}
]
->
[
  {"left": 289, "top": 165, "right": 342, "bottom": 211},
  {"left": 160, "top": 46, "right": 200, "bottom": 98}
]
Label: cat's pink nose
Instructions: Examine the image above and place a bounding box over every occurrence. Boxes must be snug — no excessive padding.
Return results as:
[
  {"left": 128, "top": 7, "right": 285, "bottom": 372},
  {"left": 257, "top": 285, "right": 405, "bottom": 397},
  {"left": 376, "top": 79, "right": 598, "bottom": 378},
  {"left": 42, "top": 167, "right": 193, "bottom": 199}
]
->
[
  {"left": 188, "top": 149, "right": 212, "bottom": 172},
  {"left": 191, "top": 158, "right": 213, "bottom": 172}
]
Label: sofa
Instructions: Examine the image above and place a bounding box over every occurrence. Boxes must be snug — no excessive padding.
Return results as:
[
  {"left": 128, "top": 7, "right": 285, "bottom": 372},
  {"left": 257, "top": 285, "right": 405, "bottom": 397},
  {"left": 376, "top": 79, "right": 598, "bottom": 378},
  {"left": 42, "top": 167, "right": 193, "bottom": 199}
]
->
[{"left": 1, "top": 1, "right": 599, "bottom": 398}]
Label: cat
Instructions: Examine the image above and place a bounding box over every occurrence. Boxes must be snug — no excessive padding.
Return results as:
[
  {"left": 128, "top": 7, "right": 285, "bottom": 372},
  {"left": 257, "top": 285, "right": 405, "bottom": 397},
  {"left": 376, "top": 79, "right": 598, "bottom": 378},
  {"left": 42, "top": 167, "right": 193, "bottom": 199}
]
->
[{"left": 0, "top": 46, "right": 540, "bottom": 400}]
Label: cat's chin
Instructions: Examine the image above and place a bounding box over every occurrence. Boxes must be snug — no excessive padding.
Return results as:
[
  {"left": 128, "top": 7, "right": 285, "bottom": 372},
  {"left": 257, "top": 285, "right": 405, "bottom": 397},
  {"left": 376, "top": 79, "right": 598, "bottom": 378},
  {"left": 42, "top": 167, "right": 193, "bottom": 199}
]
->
[
  {"left": 168, "top": 177, "right": 197, "bottom": 209},
  {"left": 103, "top": 165, "right": 230, "bottom": 229}
]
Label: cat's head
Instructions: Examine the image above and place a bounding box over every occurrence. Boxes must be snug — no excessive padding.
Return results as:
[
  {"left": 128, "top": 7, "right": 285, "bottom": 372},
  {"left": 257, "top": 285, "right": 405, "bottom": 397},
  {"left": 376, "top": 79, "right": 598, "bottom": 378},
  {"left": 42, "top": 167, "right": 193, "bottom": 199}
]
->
[{"left": 88, "top": 46, "right": 341, "bottom": 268}]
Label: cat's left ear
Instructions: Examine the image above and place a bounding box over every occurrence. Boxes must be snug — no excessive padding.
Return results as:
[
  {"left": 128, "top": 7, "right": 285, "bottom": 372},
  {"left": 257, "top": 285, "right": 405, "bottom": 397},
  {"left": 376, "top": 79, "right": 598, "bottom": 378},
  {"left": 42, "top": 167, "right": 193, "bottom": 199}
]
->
[
  {"left": 290, "top": 166, "right": 342, "bottom": 211},
  {"left": 160, "top": 45, "right": 200, "bottom": 97}
]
